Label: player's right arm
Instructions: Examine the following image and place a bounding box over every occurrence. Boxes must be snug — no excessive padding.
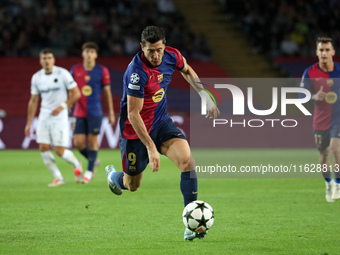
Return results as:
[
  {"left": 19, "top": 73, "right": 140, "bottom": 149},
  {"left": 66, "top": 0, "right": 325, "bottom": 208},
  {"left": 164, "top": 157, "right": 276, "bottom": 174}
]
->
[
  {"left": 312, "top": 86, "right": 326, "bottom": 101},
  {"left": 25, "top": 94, "right": 39, "bottom": 137},
  {"left": 299, "top": 67, "right": 325, "bottom": 101},
  {"left": 127, "top": 95, "right": 160, "bottom": 172},
  {"left": 180, "top": 57, "right": 220, "bottom": 119}
]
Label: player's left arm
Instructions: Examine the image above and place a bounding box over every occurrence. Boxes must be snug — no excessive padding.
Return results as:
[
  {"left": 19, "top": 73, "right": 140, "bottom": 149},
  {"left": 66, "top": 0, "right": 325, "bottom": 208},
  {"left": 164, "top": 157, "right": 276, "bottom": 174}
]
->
[
  {"left": 102, "top": 85, "right": 115, "bottom": 125},
  {"left": 179, "top": 57, "right": 220, "bottom": 119}
]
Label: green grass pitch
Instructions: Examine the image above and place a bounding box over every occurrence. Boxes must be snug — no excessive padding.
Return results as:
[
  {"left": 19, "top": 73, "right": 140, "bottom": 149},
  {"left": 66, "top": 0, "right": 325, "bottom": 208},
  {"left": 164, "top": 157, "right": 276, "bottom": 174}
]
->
[{"left": 0, "top": 149, "right": 339, "bottom": 255}]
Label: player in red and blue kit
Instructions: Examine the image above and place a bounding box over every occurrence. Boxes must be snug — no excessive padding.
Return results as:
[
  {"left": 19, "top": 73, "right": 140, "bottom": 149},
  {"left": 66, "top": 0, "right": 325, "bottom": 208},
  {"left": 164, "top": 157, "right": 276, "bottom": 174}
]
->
[
  {"left": 104, "top": 26, "right": 219, "bottom": 241},
  {"left": 300, "top": 37, "right": 340, "bottom": 202},
  {"left": 71, "top": 42, "right": 115, "bottom": 184}
]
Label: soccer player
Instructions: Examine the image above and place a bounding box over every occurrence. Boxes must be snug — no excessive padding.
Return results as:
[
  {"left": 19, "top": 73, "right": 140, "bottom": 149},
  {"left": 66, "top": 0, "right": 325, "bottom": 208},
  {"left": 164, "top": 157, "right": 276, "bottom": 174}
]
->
[
  {"left": 25, "top": 48, "right": 82, "bottom": 187},
  {"left": 300, "top": 37, "right": 340, "bottom": 202},
  {"left": 104, "top": 26, "right": 219, "bottom": 240},
  {"left": 71, "top": 42, "right": 115, "bottom": 184}
]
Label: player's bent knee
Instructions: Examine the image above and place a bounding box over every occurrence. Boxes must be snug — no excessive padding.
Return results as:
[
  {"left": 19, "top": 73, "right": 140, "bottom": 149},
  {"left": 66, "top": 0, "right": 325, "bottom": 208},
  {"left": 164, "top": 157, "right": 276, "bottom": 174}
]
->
[
  {"left": 124, "top": 178, "right": 141, "bottom": 192},
  {"left": 126, "top": 183, "right": 140, "bottom": 192},
  {"left": 53, "top": 148, "right": 63, "bottom": 157},
  {"left": 180, "top": 156, "right": 192, "bottom": 172},
  {"left": 330, "top": 145, "right": 340, "bottom": 156},
  {"left": 74, "top": 141, "right": 84, "bottom": 150},
  {"left": 128, "top": 186, "right": 139, "bottom": 192}
]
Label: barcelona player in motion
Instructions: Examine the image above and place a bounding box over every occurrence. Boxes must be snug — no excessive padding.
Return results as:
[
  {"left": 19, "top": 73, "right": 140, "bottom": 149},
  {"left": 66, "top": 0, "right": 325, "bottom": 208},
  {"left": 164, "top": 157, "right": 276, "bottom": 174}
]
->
[
  {"left": 300, "top": 37, "right": 340, "bottom": 202},
  {"left": 71, "top": 42, "right": 115, "bottom": 184},
  {"left": 105, "top": 26, "right": 219, "bottom": 240}
]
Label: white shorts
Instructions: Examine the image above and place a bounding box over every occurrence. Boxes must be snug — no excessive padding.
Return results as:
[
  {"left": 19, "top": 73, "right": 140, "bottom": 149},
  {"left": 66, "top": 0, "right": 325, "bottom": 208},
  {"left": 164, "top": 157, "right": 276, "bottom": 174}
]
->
[{"left": 36, "top": 113, "right": 70, "bottom": 147}]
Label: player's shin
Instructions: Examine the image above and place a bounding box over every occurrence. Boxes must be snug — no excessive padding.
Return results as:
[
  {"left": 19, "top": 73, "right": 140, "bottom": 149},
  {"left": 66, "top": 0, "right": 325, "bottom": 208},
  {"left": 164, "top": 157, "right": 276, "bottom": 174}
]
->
[
  {"left": 79, "top": 146, "right": 89, "bottom": 158},
  {"left": 88, "top": 150, "right": 97, "bottom": 171},
  {"left": 41, "top": 151, "right": 63, "bottom": 180},
  {"left": 61, "top": 149, "right": 80, "bottom": 168},
  {"left": 322, "top": 169, "right": 332, "bottom": 182},
  {"left": 180, "top": 170, "right": 198, "bottom": 206}
]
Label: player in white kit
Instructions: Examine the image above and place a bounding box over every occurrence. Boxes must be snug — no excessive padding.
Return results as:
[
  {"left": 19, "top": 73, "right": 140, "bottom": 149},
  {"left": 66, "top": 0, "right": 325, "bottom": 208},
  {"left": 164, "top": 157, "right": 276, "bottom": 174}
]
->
[{"left": 25, "top": 49, "right": 83, "bottom": 187}]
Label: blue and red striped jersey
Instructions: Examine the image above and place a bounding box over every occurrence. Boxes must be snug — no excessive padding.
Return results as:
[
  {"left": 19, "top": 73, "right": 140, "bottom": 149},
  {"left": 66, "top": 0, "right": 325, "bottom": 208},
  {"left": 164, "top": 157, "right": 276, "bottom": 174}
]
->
[
  {"left": 120, "top": 46, "right": 184, "bottom": 139},
  {"left": 71, "top": 63, "right": 111, "bottom": 117},
  {"left": 300, "top": 62, "right": 340, "bottom": 130}
]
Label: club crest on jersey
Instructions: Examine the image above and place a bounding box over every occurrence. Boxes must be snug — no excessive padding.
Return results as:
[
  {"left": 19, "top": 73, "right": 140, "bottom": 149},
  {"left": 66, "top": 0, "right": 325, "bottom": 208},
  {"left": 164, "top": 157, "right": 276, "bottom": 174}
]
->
[
  {"left": 327, "top": 79, "right": 334, "bottom": 87},
  {"left": 85, "top": 75, "right": 91, "bottom": 82},
  {"left": 157, "top": 74, "right": 163, "bottom": 83},
  {"left": 152, "top": 88, "right": 165, "bottom": 103},
  {"left": 130, "top": 73, "right": 140, "bottom": 84},
  {"left": 82, "top": 85, "right": 92, "bottom": 96}
]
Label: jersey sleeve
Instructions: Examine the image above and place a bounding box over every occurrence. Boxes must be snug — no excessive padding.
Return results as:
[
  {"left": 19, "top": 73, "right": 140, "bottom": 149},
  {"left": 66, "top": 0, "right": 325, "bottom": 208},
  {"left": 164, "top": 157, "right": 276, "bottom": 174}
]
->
[
  {"left": 30, "top": 74, "right": 39, "bottom": 95},
  {"left": 62, "top": 68, "right": 77, "bottom": 90},
  {"left": 101, "top": 66, "right": 111, "bottom": 86},
  {"left": 70, "top": 65, "right": 76, "bottom": 78},
  {"left": 171, "top": 47, "right": 184, "bottom": 70},
  {"left": 125, "top": 68, "right": 148, "bottom": 98},
  {"left": 299, "top": 69, "right": 313, "bottom": 99}
]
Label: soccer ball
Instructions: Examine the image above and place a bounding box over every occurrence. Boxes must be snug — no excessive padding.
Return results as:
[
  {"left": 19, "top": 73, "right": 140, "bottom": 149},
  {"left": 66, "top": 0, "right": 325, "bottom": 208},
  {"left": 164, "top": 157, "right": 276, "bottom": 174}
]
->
[{"left": 182, "top": 200, "right": 214, "bottom": 233}]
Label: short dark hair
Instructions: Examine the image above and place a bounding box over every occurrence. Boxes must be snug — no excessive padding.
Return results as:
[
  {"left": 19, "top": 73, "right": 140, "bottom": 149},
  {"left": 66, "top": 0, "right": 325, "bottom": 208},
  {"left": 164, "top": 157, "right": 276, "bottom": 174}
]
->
[
  {"left": 82, "top": 41, "right": 99, "bottom": 51},
  {"left": 141, "top": 26, "right": 166, "bottom": 46},
  {"left": 316, "top": 37, "right": 334, "bottom": 47},
  {"left": 39, "top": 48, "right": 54, "bottom": 56}
]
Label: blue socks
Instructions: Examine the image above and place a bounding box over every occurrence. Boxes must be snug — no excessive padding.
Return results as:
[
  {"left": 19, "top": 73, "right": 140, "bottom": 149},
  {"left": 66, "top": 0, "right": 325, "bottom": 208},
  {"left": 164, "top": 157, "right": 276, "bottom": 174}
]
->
[
  {"left": 180, "top": 170, "right": 198, "bottom": 206},
  {"left": 80, "top": 146, "right": 89, "bottom": 158},
  {"left": 88, "top": 150, "right": 97, "bottom": 172},
  {"left": 112, "top": 171, "right": 127, "bottom": 190},
  {"left": 79, "top": 147, "right": 97, "bottom": 172}
]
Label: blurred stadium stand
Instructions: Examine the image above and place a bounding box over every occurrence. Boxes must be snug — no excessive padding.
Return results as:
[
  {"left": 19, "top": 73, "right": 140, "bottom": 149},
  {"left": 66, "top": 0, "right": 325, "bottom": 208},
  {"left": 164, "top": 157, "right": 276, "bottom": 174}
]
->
[
  {"left": 217, "top": 0, "right": 340, "bottom": 77},
  {"left": 0, "top": 0, "right": 212, "bottom": 60},
  {"left": 173, "top": 0, "right": 284, "bottom": 78}
]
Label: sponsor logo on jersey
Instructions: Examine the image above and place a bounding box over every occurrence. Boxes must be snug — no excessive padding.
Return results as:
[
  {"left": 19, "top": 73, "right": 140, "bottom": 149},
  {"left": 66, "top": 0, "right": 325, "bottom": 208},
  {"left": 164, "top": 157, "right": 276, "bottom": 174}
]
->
[
  {"left": 130, "top": 73, "right": 140, "bottom": 84},
  {"left": 128, "top": 83, "right": 140, "bottom": 90},
  {"left": 325, "top": 91, "right": 337, "bottom": 104},
  {"left": 82, "top": 85, "right": 92, "bottom": 96},
  {"left": 39, "top": 87, "right": 60, "bottom": 93},
  {"left": 152, "top": 88, "right": 165, "bottom": 103},
  {"left": 157, "top": 74, "right": 163, "bottom": 83}
]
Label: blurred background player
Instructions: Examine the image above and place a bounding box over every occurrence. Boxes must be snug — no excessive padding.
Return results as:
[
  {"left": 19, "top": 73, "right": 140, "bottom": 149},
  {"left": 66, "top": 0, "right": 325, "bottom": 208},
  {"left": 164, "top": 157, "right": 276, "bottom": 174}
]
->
[
  {"left": 300, "top": 37, "right": 340, "bottom": 202},
  {"left": 71, "top": 42, "right": 115, "bottom": 184},
  {"left": 104, "top": 26, "right": 219, "bottom": 240},
  {"left": 24, "top": 48, "right": 82, "bottom": 187}
]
